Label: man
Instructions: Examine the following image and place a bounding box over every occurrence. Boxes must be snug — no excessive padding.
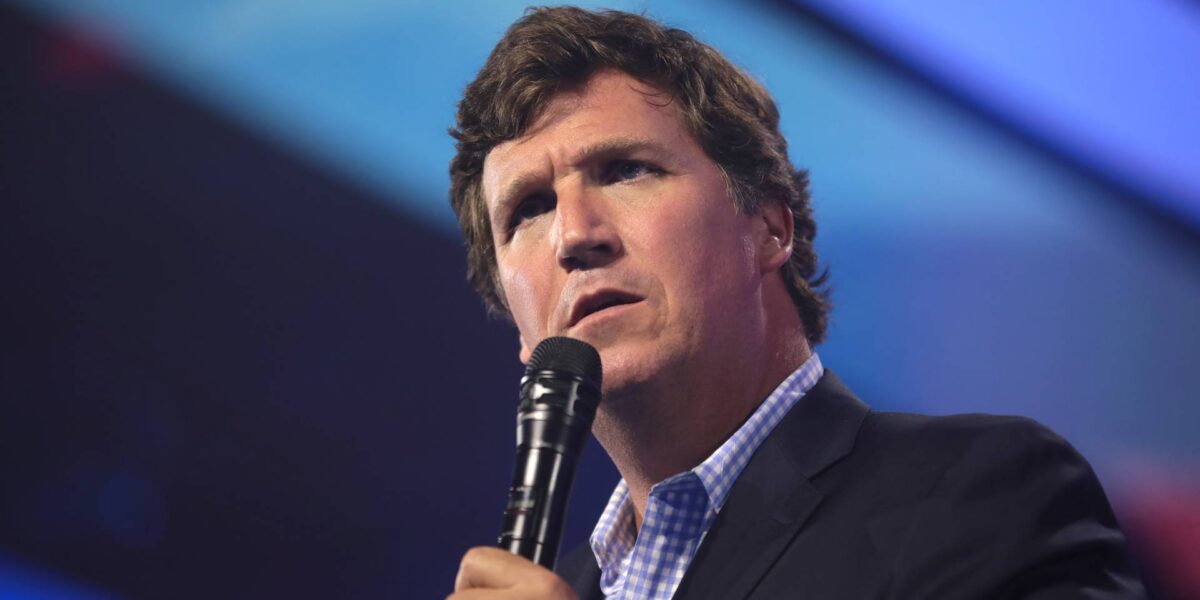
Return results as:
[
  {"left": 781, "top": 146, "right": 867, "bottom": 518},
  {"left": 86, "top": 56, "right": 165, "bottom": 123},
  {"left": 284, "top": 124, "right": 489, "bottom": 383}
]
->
[{"left": 447, "top": 7, "right": 1145, "bottom": 599}]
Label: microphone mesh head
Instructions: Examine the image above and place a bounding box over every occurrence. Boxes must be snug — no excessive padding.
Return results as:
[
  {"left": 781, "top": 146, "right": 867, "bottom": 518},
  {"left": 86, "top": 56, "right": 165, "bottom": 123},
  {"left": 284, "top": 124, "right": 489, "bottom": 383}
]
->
[{"left": 525, "top": 337, "right": 602, "bottom": 387}]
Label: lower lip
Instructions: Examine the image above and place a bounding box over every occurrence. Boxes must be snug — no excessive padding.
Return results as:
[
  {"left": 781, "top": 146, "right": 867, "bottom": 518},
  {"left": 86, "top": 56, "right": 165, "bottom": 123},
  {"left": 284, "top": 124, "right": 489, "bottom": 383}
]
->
[{"left": 571, "top": 301, "right": 641, "bottom": 332}]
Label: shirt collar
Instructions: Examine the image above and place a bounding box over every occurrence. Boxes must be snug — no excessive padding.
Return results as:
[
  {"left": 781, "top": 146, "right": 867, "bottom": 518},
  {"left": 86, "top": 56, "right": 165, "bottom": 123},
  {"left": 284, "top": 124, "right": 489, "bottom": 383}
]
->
[
  {"left": 589, "top": 353, "right": 825, "bottom": 570},
  {"left": 692, "top": 352, "right": 824, "bottom": 512}
]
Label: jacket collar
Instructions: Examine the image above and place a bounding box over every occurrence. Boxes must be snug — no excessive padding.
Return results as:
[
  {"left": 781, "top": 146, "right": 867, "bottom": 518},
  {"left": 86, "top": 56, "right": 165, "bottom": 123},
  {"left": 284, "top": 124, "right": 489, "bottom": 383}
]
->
[
  {"left": 670, "top": 370, "right": 869, "bottom": 600},
  {"left": 557, "top": 370, "right": 869, "bottom": 600}
]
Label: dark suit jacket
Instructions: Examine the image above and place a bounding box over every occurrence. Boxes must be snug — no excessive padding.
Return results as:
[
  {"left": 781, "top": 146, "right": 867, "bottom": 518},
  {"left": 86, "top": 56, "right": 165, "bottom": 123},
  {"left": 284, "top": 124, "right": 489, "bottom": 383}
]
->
[{"left": 557, "top": 371, "right": 1146, "bottom": 599}]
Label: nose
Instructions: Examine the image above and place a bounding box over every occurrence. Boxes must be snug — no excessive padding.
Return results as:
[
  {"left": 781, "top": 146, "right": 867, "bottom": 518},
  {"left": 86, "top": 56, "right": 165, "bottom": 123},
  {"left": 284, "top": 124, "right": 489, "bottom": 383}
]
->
[{"left": 552, "top": 183, "right": 622, "bottom": 271}]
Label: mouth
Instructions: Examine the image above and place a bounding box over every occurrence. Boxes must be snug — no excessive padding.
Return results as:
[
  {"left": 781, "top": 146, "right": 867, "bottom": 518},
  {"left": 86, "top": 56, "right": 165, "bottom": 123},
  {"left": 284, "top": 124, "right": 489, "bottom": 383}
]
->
[{"left": 567, "top": 289, "right": 643, "bottom": 329}]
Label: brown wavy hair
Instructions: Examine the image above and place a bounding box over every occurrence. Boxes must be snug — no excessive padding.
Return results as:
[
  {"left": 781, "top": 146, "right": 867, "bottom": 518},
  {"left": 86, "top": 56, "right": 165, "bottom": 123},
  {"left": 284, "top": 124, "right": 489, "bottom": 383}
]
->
[{"left": 449, "top": 6, "right": 830, "bottom": 343}]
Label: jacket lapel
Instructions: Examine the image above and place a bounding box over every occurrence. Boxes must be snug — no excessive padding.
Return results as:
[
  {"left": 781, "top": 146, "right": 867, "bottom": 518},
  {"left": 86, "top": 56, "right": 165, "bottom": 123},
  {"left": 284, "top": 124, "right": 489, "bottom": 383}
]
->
[
  {"left": 672, "top": 371, "right": 869, "bottom": 600},
  {"left": 556, "top": 544, "right": 604, "bottom": 600}
]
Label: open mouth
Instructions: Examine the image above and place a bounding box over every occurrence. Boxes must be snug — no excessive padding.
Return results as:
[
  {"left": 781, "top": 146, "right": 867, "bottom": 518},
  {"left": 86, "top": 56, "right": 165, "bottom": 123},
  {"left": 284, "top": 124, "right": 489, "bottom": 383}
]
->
[{"left": 569, "top": 290, "right": 642, "bottom": 328}]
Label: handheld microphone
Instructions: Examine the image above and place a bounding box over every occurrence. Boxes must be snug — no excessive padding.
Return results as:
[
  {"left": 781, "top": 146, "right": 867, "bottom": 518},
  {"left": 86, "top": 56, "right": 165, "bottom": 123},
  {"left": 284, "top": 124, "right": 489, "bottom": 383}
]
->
[{"left": 499, "top": 336, "right": 602, "bottom": 569}]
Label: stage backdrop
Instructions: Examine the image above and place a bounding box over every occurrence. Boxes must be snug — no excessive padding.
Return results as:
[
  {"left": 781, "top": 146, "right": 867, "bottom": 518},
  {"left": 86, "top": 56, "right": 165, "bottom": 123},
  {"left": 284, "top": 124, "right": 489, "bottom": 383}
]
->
[{"left": 2, "top": 1, "right": 1198, "bottom": 598}]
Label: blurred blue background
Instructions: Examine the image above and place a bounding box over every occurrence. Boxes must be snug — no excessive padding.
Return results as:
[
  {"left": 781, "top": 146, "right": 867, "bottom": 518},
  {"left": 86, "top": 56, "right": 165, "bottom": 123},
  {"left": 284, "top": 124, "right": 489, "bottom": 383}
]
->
[{"left": 2, "top": 1, "right": 1198, "bottom": 598}]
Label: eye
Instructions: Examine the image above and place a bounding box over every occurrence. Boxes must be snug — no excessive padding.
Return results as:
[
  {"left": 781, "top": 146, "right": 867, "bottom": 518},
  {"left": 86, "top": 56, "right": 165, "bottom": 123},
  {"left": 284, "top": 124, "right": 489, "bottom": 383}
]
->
[
  {"left": 508, "top": 194, "right": 555, "bottom": 231},
  {"left": 602, "top": 160, "right": 659, "bottom": 184}
]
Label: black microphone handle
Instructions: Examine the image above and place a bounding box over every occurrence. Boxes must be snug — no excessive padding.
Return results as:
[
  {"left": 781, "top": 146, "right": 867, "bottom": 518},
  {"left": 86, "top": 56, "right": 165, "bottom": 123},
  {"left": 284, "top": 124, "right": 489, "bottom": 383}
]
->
[{"left": 499, "top": 372, "right": 597, "bottom": 569}]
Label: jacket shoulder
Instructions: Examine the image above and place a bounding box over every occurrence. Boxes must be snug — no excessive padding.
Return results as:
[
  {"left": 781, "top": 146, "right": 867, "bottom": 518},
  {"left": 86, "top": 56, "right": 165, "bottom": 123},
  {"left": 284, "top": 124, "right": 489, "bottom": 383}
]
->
[
  {"left": 860, "top": 410, "right": 1080, "bottom": 477},
  {"left": 846, "top": 412, "right": 1145, "bottom": 597}
]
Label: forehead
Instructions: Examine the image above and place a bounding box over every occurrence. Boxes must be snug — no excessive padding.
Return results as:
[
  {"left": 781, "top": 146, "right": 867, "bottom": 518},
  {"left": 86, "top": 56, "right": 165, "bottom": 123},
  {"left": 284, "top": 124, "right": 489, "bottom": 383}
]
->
[{"left": 480, "top": 71, "right": 694, "bottom": 203}]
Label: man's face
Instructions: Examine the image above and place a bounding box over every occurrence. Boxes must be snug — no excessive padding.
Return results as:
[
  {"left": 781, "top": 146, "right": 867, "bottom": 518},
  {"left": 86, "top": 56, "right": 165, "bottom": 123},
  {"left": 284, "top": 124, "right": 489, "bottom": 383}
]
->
[{"left": 481, "top": 70, "right": 781, "bottom": 398}]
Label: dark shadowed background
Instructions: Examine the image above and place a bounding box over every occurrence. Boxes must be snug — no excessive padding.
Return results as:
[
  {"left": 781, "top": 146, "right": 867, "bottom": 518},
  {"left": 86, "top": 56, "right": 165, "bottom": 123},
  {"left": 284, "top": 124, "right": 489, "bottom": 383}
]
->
[{"left": 2, "top": 1, "right": 1198, "bottom": 598}]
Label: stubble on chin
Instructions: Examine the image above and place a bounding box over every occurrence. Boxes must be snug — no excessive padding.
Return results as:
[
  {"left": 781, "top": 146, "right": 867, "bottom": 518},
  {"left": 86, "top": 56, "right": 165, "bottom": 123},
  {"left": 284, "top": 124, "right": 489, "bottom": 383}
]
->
[{"left": 591, "top": 340, "right": 685, "bottom": 422}]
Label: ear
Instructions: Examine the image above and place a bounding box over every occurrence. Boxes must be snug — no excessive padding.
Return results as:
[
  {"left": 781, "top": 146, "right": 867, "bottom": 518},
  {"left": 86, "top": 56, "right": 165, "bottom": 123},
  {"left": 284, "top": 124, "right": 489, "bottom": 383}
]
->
[{"left": 756, "top": 199, "right": 794, "bottom": 273}]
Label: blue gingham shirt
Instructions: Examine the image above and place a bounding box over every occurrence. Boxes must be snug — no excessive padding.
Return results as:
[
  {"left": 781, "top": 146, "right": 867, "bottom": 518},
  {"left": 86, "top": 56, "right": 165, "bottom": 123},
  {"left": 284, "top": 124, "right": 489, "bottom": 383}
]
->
[{"left": 588, "top": 354, "right": 824, "bottom": 600}]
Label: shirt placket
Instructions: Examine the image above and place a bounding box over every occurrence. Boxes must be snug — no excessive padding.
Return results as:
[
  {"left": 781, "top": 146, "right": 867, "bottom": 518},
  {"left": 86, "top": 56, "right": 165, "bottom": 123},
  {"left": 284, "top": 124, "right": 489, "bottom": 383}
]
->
[{"left": 621, "top": 473, "right": 709, "bottom": 599}]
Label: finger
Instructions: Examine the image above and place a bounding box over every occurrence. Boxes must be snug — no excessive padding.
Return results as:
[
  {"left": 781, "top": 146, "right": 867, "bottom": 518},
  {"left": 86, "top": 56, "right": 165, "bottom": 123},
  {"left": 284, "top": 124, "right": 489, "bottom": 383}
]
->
[
  {"left": 454, "top": 547, "right": 533, "bottom": 591},
  {"left": 446, "top": 590, "right": 520, "bottom": 600}
]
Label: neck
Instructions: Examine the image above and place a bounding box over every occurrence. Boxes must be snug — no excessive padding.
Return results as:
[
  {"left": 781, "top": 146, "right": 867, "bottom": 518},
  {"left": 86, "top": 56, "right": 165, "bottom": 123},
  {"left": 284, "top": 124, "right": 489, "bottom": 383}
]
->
[{"left": 593, "top": 313, "right": 810, "bottom": 527}]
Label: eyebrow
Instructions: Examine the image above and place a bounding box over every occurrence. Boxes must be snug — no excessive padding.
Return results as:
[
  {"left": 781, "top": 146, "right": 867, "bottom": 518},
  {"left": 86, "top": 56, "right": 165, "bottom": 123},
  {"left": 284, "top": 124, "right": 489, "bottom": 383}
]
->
[
  {"left": 491, "top": 136, "right": 673, "bottom": 222},
  {"left": 572, "top": 136, "right": 672, "bottom": 165}
]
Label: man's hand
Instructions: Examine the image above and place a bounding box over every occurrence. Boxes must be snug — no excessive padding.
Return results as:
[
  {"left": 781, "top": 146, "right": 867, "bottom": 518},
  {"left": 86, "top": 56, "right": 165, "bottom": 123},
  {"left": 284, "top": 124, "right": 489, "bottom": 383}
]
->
[{"left": 449, "top": 546, "right": 580, "bottom": 599}]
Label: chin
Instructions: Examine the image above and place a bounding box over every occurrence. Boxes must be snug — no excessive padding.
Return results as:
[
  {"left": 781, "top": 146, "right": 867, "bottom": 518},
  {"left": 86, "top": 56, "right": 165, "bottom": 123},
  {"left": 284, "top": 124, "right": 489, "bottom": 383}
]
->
[{"left": 595, "top": 340, "right": 675, "bottom": 404}]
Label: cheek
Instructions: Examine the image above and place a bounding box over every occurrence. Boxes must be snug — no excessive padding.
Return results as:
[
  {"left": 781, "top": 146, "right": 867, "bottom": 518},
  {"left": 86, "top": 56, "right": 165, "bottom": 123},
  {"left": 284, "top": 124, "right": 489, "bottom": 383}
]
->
[
  {"left": 499, "top": 262, "right": 550, "bottom": 339},
  {"left": 666, "top": 208, "right": 747, "bottom": 274},
  {"left": 664, "top": 210, "right": 758, "bottom": 303}
]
